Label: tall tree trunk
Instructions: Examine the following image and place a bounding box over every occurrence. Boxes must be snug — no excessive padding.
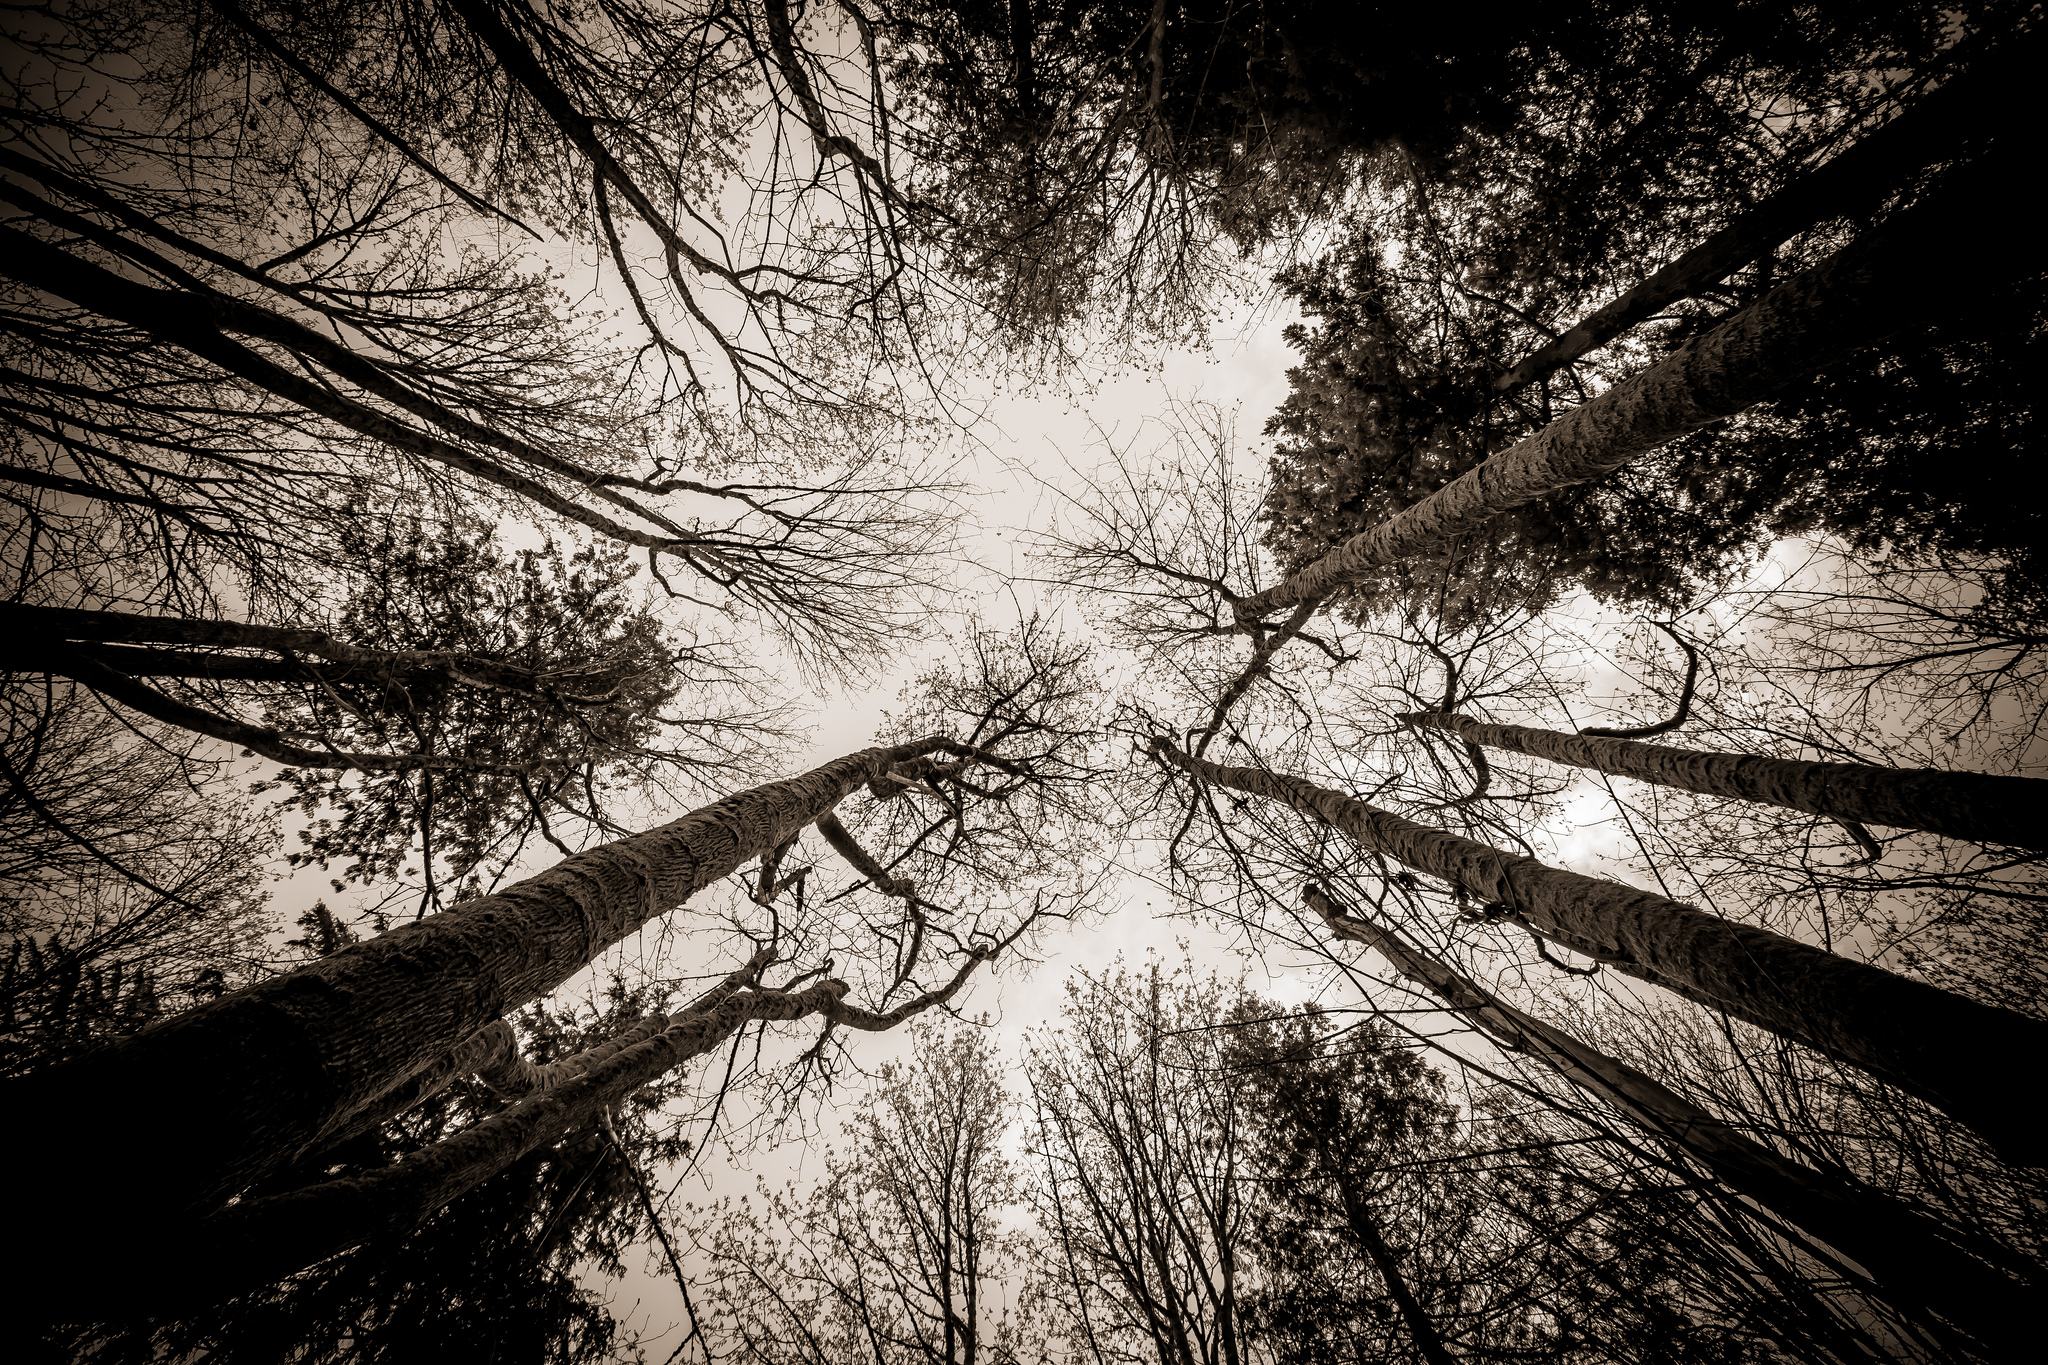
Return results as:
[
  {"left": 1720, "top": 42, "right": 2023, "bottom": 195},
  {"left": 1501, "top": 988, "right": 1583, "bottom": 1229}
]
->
[
  {"left": 1492, "top": 26, "right": 2036, "bottom": 395},
  {"left": 0, "top": 227, "right": 672, "bottom": 551},
  {"left": 15, "top": 642, "right": 307, "bottom": 682},
  {"left": 2, "top": 735, "right": 989, "bottom": 1232},
  {"left": 1313, "top": 1142, "right": 1458, "bottom": 1365},
  {"left": 1150, "top": 740, "right": 2047, "bottom": 1163},
  {"left": 1407, "top": 711, "right": 2048, "bottom": 852},
  {"left": 68, "top": 949, "right": 990, "bottom": 1324},
  {"left": 1301, "top": 885, "right": 2031, "bottom": 1360},
  {"left": 1229, "top": 147, "right": 2027, "bottom": 624},
  {"left": 299, "top": 1025, "right": 511, "bottom": 1162}
]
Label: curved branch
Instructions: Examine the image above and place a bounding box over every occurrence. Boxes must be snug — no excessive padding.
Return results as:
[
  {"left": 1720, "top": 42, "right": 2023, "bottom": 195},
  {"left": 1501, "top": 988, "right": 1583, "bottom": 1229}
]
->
[
  {"left": 1399, "top": 637, "right": 1491, "bottom": 808},
  {"left": 1581, "top": 622, "right": 1699, "bottom": 739},
  {"left": 815, "top": 809, "right": 916, "bottom": 898}
]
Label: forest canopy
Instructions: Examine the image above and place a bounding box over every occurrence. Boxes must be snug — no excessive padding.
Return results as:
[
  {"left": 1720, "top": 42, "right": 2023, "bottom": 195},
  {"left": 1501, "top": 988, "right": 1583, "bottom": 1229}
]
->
[{"left": 4, "top": 2, "right": 2042, "bottom": 1361}]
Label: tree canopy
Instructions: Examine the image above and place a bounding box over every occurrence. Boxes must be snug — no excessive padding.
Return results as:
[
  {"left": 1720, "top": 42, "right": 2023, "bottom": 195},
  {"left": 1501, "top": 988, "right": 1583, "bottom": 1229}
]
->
[{"left": 5, "top": 1, "right": 2043, "bottom": 1360}]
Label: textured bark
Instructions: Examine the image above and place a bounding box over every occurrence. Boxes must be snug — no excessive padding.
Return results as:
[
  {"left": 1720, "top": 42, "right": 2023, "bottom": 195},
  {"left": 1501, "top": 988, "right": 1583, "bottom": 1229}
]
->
[
  {"left": 309, "top": 1025, "right": 509, "bottom": 1159},
  {"left": 1302, "top": 887, "right": 2031, "bottom": 1355},
  {"left": 1492, "top": 35, "right": 2033, "bottom": 395},
  {"left": 1153, "top": 740, "right": 2047, "bottom": 1162},
  {"left": 92, "top": 949, "right": 991, "bottom": 1322},
  {"left": 1411, "top": 712, "right": 2048, "bottom": 852},
  {"left": 1231, "top": 154, "right": 2027, "bottom": 622},
  {"left": 3, "top": 736, "right": 972, "bottom": 1229},
  {"left": 471, "top": 946, "right": 772, "bottom": 1099}
]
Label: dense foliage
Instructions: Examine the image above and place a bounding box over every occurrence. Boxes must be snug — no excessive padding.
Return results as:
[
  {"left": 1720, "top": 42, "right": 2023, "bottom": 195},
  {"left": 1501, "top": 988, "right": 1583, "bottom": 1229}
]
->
[
  {"left": 260, "top": 525, "right": 693, "bottom": 913},
  {"left": 1258, "top": 3, "right": 2037, "bottom": 624}
]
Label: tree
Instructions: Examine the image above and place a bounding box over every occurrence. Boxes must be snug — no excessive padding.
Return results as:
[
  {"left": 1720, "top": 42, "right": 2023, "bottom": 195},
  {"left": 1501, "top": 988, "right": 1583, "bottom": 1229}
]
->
[
  {"left": 1256, "top": 22, "right": 2040, "bottom": 629},
  {"left": 1148, "top": 735, "right": 2048, "bottom": 1164},
  {"left": 5, "top": 735, "right": 1002, "bottom": 1311},
  {"left": 12, "top": 613, "right": 1097, "bottom": 1327},
  {"left": 0, "top": 679, "right": 278, "bottom": 1075},
  {"left": 878, "top": 1, "right": 2018, "bottom": 345},
  {"left": 1025, "top": 958, "right": 1820, "bottom": 1364},
  {"left": 1022, "top": 959, "right": 1266, "bottom": 1363},
  {"left": 9, "top": 0, "right": 2047, "bottom": 1351},
  {"left": 1403, "top": 709, "right": 2048, "bottom": 853},
  {"left": 2, "top": 0, "right": 957, "bottom": 674},
  {"left": 1299, "top": 883, "right": 2032, "bottom": 1360},
  {"left": 9, "top": 525, "right": 789, "bottom": 916},
  {"left": 877, "top": 1, "right": 1571, "bottom": 348},
  {"left": 134, "top": 941, "right": 1020, "bottom": 1322},
  {"left": 55, "top": 976, "right": 694, "bottom": 1364},
  {"left": 683, "top": 1020, "right": 1038, "bottom": 1364},
  {"left": 1245, "top": 146, "right": 2032, "bottom": 628},
  {"left": 1221, "top": 1002, "right": 1463, "bottom": 1365},
  {"left": 1663, "top": 272, "right": 2046, "bottom": 610}
]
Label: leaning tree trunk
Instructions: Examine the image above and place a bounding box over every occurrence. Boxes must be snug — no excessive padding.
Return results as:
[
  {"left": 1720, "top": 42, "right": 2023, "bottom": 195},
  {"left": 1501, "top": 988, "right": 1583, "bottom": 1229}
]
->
[
  {"left": 1407, "top": 712, "right": 2048, "bottom": 853},
  {"left": 1, "top": 734, "right": 982, "bottom": 1235},
  {"left": 55, "top": 947, "right": 990, "bottom": 1325},
  {"left": 1228, "top": 145, "right": 2028, "bottom": 625},
  {"left": 1491, "top": 26, "right": 2037, "bottom": 395},
  {"left": 1152, "top": 740, "right": 2047, "bottom": 1164},
  {"left": 8, "top": 600, "right": 642, "bottom": 775},
  {"left": 1301, "top": 886, "right": 2031, "bottom": 1360}
]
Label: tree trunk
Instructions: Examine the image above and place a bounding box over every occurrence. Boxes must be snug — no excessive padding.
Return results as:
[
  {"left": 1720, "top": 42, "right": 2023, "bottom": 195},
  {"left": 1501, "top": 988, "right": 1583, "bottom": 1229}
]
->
[
  {"left": 2, "top": 735, "right": 981, "bottom": 1232},
  {"left": 816, "top": 809, "right": 916, "bottom": 897},
  {"left": 1492, "top": 27, "right": 2036, "bottom": 395},
  {"left": 21, "top": 642, "right": 305, "bottom": 683},
  {"left": 1302, "top": 885, "right": 2031, "bottom": 1360},
  {"left": 1408, "top": 711, "right": 2048, "bottom": 852},
  {"left": 1151, "top": 740, "right": 2047, "bottom": 1163},
  {"left": 2, "top": 600, "right": 623, "bottom": 698},
  {"left": 303, "top": 1025, "right": 510, "bottom": 1161},
  {"left": 0, "top": 225, "right": 682, "bottom": 558},
  {"left": 64, "top": 948, "right": 990, "bottom": 1325},
  {"left": 45, "top": 643, "right": 576, "bottom": 777},
  {"left": 1230, "top": 147, "right": 2028, "bottom": 624},
  {"left": 1316, "top": 1149, "right": 1458, "bottom": 1365}
]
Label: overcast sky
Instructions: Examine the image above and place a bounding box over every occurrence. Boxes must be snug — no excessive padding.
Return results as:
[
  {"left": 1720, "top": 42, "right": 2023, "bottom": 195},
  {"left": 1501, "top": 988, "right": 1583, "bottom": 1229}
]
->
[{"left": 556, "top": 288, "right": 1345, "bottom": 1348}]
